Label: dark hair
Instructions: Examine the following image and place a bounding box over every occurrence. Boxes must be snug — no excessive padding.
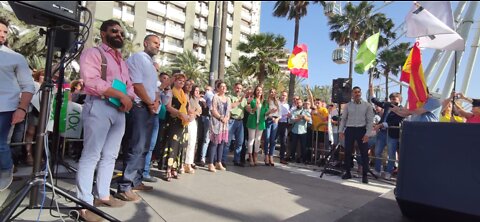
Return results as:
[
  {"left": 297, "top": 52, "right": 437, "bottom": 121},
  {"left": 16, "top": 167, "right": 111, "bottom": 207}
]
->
[
  {"left": 70, "top": 80, "right": 84, "bottom": 92},
  {"left": 100, "top": 19, "right": 121, "bottom": 32},
  {"left": 215, "top": 80, "right": 225, "bottom": 89},
  {"left": 353, "top": 86, "right": 361, "bottom": 91},
  {"left": 389, "top": 92, "right": 402, "bottom": 100},
  {"left": 190, "top": 85, "right": 199, "bottom": 97},
  {"left": 234, "top": 82, "right": 243, "bottom": 87},
  {"left": 144, "top": 34, "right": 159, "bottom": 42},
  {"left": 0, "top": 17, "right": 9, "bottom": 27},
  {"left": 159, "top": 72, "right": 169, "bottom": 78}
]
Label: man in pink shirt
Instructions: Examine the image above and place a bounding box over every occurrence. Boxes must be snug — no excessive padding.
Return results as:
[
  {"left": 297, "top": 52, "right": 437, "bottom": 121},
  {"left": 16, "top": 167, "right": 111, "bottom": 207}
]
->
[{"left": 76, "top": 19, "right": 135, "bottom": 221}]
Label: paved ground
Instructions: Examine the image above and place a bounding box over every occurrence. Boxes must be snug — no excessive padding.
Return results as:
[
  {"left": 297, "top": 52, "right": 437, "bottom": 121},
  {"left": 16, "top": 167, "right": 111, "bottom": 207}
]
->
[{"left": 0, "top": 156, "right": 409, "bottom": 222}]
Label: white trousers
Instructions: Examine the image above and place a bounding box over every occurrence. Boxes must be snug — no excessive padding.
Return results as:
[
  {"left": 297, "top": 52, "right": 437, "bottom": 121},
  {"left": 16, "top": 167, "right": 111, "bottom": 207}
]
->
[
  {"left": 247, "top": 128, "right": 263, "bottom": 154},
  {"left": 185, "top": 120, "right": 197, "bottom": 164}
]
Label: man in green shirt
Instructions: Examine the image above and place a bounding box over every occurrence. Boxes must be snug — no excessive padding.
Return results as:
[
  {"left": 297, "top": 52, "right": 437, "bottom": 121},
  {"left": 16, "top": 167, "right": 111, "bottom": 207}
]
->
[{"left": 224, "top": 83, "right": 247, "bottom": 166}]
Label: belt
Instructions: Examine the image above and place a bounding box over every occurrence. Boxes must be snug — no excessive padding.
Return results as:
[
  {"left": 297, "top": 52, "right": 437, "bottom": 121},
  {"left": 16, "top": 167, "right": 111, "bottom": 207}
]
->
[
  {"left": 230, "top": 116, "right": 243, "bottom": 120},
  {"left": 85, "top": 95, "right": 104, "bottom": 101},
  {"left": 346, "top": 126, "right": 366, "bottom": 128}
]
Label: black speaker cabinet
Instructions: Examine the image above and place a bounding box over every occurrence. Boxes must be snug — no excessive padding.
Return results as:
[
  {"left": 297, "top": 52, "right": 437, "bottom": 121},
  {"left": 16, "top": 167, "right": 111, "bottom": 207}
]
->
[
  {"left": 395, "top": 122, "right": 480, "bottom": 221},
  {"left": 332, "top": 78, "right": 351, "bottom": 104},
  {"left": 8, "top": 1, "right": 81, "bottom": 27}
]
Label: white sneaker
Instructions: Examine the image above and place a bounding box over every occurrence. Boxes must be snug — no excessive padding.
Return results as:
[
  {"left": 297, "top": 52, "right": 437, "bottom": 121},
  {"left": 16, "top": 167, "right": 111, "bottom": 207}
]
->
[
  {"left": 373, "top": 170, "right": 382, "bottom": 178},
  {"left": 0, "top": 168, "right": 13, "bottom": 192},
  {"left": 384, "top": 172, "right": 392, "bottom": 180}
]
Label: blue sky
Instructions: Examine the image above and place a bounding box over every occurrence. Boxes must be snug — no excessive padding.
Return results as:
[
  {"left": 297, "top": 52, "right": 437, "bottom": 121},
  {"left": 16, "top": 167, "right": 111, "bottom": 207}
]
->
[{"left": 259, "top": 1, "right": 480, "bottom": 100}]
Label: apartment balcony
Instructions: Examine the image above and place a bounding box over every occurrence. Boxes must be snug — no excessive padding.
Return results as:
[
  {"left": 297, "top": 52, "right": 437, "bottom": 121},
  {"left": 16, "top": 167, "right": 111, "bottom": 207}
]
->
[
  {"left": 194, "top": 51, "right": 206, "bottom": 61},
  {"left": 243, "top": 1, "right": 252, "bottom": 10},
  {"left": 170, "top": 1, "right": 187, "bottom": 8},
  {"left": 240, "top": 25, "right": 251, "bottom": 35},
  {"left": 194, "top": 20, "right": 200, "bottom": 29},
  {"left": 124, "top": 1, "right": 135, "bottom": 6},
  {"left": 226, "top": 32, "right": 232, "bottom": 41},
  {"left": 193, "top": 35, "right": 199, "bottom": 44},
  {"left": 228, "top": 2, "right": 234, "bottom": 14},
  {"left": 166, "top": 5, "right": 186, "bottom": 23},
  {"left": 227, "top": 18, "right": 233, "bottom": 27},
  {"left": 198, "top": 36, "right": 207, "bottom": 46},
  {"left": 146, "top": 19, "right": 165, "bottom": 34},
  {"left": 240, "top": 36, "right": 248, "bottom": 43},
  {"left": 165, "top": 25, "right": 185, "bottom": 39},
  {"left": 148, "top": 2, "right": 166, "bottom": 16},
  {"left": 226, "top": 45, "right": 232, "bottom": 54},
  {"left": 201, "top": 7, "right": 209, "bottom": 17},
  {"left": 199, "top": 21, "right": 208, "bottom": 31},
  {"left": 241, "top": 11, "right": 252, "bottom": 22},
  {"left": 225, "top": 59, "right": 231, "bottom": 67},
  {"left": 113, "top": 8, "right": 122, "bottom": 20},
  {"left": 122, "top": 11, "right": 135, "bottom": 26},
  {"left": 163, "top": 43, "right": 184, "bottom": 54}
]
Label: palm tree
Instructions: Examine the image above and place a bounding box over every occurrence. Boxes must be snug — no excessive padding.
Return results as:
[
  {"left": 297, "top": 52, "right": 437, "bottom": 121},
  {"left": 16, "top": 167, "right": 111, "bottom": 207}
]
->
[
  {"left": 376, "top": 42, "right": 410, "bottom": 100},
  {"left": 225, "top": 60, "right": 255, "bottom": 90},
  {"left": 310, "top": 85, "right": 332, "bottom": 103},
  {"left": 1, "top": 8, "right": 46, "bottom": 62},
  {"left": 328, "top": 1, "right": 396, "bottom": 80},
  {"left": 170, "top": 50, "right": 208, "bottom": 86},
  {"left": 273, "top": 1, "right": 324, "bottom": 105},
  {"left": 236, "top": 33, "right": 287, "bottom": 85}
]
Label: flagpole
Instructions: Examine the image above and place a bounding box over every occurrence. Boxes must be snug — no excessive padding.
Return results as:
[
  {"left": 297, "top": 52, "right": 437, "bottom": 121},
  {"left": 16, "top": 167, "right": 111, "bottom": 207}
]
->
[{"left": 451, "top": 51, "right": 457, "bottom": 120}]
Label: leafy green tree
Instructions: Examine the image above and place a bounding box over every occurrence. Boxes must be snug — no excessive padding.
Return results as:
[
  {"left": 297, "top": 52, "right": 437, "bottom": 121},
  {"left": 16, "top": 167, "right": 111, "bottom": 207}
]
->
[
  {"left": 376, "top": 42, "right": 410, "bottom": 99},
  {"left": 170, "top": 50, "right": 208, "bottom": 86},
  {"left": 327, "top": 1, "right": 396, "bottom": 80},
  {"left": 225, "top": 59, "right": 256, "bottom": 90},
  {"left": 236, "top": 33, "right": 287, "bottom": 85}
]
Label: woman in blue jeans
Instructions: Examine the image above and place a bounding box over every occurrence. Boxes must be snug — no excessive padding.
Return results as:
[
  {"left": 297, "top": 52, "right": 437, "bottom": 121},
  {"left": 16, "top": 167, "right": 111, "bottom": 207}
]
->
[{"left": 263, "top": 89, "right": 279, "bottom": 166}]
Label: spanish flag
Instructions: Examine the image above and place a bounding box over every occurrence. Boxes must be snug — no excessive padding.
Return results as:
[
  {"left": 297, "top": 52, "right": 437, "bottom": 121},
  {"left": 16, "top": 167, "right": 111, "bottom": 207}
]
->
[
  {"left": 400, "top": 42, "right": 428, "bottom": 110},
  {"left": 288, "top": 44, "right": 308, "bottom": 78}
]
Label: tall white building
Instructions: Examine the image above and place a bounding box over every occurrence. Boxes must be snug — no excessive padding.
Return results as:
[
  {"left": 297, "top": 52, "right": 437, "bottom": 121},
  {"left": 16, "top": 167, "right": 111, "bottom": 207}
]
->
[{"left": 93, "top": 1, "right": 261, "bottom": 67}]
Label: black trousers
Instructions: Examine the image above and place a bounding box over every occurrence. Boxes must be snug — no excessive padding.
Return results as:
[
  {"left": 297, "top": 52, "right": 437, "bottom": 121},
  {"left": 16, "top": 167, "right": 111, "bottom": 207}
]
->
[{"left": 344, "top": 127, "right": 369, "bottom": 175}]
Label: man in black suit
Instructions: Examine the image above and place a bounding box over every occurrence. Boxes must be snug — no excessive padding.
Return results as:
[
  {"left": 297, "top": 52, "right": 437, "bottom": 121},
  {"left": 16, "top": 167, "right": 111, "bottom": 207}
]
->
[{"left": 369, "top": 85, "right": 405, "bottom": 180}]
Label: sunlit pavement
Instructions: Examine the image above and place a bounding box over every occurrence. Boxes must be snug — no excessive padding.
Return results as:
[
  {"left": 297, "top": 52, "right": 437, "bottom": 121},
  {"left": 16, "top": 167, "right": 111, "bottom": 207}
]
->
[{"left": 0, "top": 156, "right": 409, "bottom": 222}]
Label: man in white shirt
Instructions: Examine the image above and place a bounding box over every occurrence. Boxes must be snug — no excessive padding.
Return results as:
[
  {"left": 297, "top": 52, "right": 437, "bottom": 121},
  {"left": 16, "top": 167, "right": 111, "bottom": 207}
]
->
[
  {"left": 117, "top": 34, "right": 161, "bottom": 199},
  {"left": 339, "top": 86, "right": 374, "bottom": 184},
  {"left": 0, "top": 18, "right": 35, "bottom": 191}
]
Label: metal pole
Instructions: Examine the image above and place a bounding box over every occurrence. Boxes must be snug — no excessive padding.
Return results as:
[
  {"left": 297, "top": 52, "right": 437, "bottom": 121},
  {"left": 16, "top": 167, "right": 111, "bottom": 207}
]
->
[
  {"left": 30, "top": 27, "right": 56, "bottom": 207},
  {"left": 209, "top": 1, "right": 220, "bottom": 87}
]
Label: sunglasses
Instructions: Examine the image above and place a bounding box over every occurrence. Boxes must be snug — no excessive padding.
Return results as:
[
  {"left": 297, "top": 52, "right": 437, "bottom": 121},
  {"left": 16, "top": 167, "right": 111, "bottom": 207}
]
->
[{"left": 110, "top": 28, "right": 125, "bottom": 37}]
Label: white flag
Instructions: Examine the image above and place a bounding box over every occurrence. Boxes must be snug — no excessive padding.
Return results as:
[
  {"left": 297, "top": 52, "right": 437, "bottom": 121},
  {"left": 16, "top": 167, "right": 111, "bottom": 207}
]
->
[{"left": 405, "top": 1, "right": 464, "bottom": 51}]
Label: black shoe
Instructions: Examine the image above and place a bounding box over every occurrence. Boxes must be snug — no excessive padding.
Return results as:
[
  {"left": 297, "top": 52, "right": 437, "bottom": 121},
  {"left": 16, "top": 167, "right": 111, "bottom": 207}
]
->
[
  {"left": 341, "top": 172, "right": 352, "bottom": 180},
  {"left": 234, "top": 162, "right": 245, "bottom": 167},
  {"left": 362, "top": 175, "right": 369, "bottom": 184},
  {"left": 197, "top": 161, "right": 206, "bottom": 167}
]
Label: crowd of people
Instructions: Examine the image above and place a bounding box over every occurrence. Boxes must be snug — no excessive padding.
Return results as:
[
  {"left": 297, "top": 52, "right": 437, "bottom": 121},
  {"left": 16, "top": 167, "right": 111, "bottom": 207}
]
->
[{"left": 2, "top": 18, "right": 480, "bottom": 221}]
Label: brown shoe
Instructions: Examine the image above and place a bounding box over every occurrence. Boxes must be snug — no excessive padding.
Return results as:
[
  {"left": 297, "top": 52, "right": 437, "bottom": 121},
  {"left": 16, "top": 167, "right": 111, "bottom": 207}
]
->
[
  {"left": 115, "top": 190, "right": 141, "bottom": 203},
  {"left": 94, "top": 195, "right": 125, "bottom": 208},
  {"left": 132, "top": 183, "right": 153, "bottom": 192},
  {"left": 79, "top": 209, "right": 104, "bottom": 222}
]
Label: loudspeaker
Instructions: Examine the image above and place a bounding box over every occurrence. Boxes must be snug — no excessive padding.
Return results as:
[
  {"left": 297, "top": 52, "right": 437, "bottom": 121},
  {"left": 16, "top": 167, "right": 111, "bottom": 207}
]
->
[
  {"left": 331, "top": 78, "right": 351, "bottom": 104},
  {"left": 395, "top": 122, "right": 480, "bottom": 221},
  {"left": 8, "top": 1, "right": 81, "bottom": 27},
  {"left": 54, "top": 28, "right": 78, "bottom": 50}
]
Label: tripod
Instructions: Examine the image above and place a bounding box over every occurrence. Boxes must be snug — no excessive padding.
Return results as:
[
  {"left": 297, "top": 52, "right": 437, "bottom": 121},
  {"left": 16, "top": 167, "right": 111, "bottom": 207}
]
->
[{"left": 0, "top": 27, "right": 119, "bottom": 222}]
